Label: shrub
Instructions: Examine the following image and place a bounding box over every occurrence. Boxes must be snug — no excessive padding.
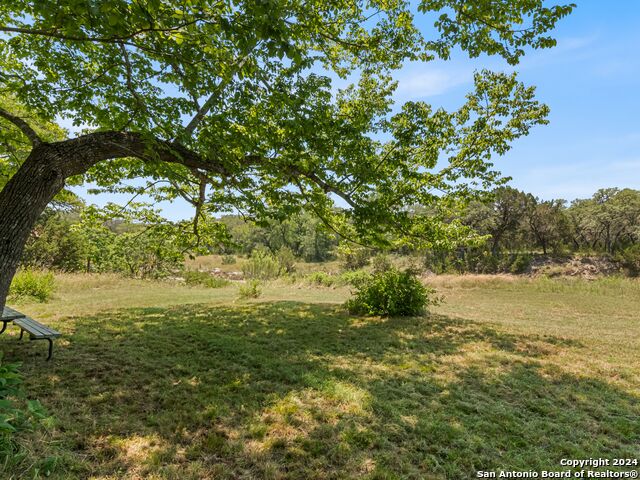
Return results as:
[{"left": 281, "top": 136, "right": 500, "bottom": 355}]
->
[
  {"left": 427, "top": 248, "right": 534, "bottom": 275},
  {"left": 0, "top": 356, "right": 49, "bottom": 459},
  {"left": 337, "top": 244, "right": 370, "bottom": 270},
  {"left": 22, "top": 212, "right": 88, "bottom": 271},
  {"left": 221, "top": 255, "right": 237, "bottom": 265},
  {"left": 345, "top": 268, "right": 433, "bottom": 317},
  {"left": 183, "top": 271, "right": 230, "bottom": 288},
  {"left": 242, "top": 249, "right": 282, "bottom": 280},
  {"left": 276, "top": 246, "right": 296, "bottom": 274},
  {"left": 467, "top": 249, "right": 499, "bottom": 274},
  {"left": 508, "top": 253, "right": 533, "bottom": 274},
  {"left": 238, "top": 280, "right": 262, "bottom": 299},
  {"left": 9, "top": 269, "right": 55, "bottom": 302},
  {"left": 306, "top": 271, "right": 336, "bottom": 287},
  {"left": 371, "top": 254, "right": 393, "bottom": 274},
  {"left": 616, "top": 244, "right": 640, "bottom": 276},
  {"left": 338, "top": 270, "right": 371, "bottom": 287}
]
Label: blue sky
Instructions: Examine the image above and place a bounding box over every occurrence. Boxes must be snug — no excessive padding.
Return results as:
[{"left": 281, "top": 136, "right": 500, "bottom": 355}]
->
[
  {"left": 399, "top": 1, "right": 640, "bottom": 200},
  {"left": 72, "top": 1, "right": 640, "bottom": 219}
]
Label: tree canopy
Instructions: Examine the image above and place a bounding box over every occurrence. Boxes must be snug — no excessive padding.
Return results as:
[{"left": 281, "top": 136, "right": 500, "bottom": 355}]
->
[{"left": 0, "top": 0, "right": 574, "bottom": 306}]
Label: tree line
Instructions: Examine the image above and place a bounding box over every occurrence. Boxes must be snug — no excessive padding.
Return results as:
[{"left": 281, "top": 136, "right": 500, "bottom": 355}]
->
[
  {"left": 19, "top": 186, "right": 640, "bottom": 277},
  {"left": 464, "top": 187, "right": 640, "bottom": 255}
]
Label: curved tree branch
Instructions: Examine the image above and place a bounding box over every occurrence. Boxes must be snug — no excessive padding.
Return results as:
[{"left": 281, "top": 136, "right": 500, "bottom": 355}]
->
[
  {"left": 0, "top": 107, "right": 42, "bottom": 146},
  {"left": 49, "top": 131, "right": 226, "bottom": 178},
  {"left": 182, "top": 49, "right": 256, "bottom": 137}
]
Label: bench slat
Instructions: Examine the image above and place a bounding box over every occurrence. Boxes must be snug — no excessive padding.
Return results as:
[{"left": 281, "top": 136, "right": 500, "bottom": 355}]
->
[
  {"left": 1, "top": 306, "right": 25, "bottom": 320},
  {"left": 15, "top": 318, "right": 50, "bottom": 338},
  {"left": 19, "top": 317, "right": 59, "bottom": 337},
  {"left": 14, "top": 317, "right": 60, "bottom": 338},
  {"left": 17, "top": 324, "right": 60, "bottom": 338},
  {"left": 14, "top": 317, "right": 47, "bottom": 334}
]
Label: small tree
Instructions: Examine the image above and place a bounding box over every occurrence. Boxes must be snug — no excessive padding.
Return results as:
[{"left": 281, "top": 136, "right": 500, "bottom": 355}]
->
[{"left": 346, "top": 268, "right": 434, "bottom": 317}]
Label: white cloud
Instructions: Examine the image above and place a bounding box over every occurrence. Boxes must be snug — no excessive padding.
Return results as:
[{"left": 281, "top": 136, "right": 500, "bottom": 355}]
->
[
  {"left": 513, "top": 33, "right": 598, "bottom": 71},
  {"left": 395, "top": 67, "right": 471, "bottom": 100}
]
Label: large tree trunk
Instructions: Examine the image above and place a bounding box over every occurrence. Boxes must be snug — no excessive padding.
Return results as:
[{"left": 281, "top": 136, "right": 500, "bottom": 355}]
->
[
  {"left": 0, "top": 145, "right": 67, "bottom": 309},
  {"left": 0, "top": 131, "right": 224, "bottom": 310}
]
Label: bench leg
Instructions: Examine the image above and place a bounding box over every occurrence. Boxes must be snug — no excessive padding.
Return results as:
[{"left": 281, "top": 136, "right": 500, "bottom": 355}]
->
[
  {"left": 19, "top": 329, "right": 24, "bottom": 340},
  {"left": 24, "top": 337, "right": 54, "bottom": 360},
  {"left": 0, "top": 321, "right": 8, "bottom": 335}
]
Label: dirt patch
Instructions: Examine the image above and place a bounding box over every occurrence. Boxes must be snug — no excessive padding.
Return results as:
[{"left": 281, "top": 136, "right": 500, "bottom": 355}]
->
[{"left": 530, "top": 255, "right": 620, "bottom": 279}]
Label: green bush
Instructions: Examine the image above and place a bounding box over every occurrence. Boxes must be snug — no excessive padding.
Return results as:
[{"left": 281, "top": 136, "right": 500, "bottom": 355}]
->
[
  {"left": 0, "top": 356, "right": 49, "bottom": 460},
  {"left": 183, "top": 271, "right": 230, "bottom": 288},
  {"left": 238, "top": 280, "right": 262, "bottom": 299},
  {"left": 22, "top": 212, "right": 88, "bottom": 271},
  {"left": 423, "top": 248, "right": 534, "bottom": 275},
  {"left": 337, "top": 244, "right": 370, "bottom": 270},
  {"left": 338, "top": 270, "right": 371, "bottom": 287},
  {"left": 371, "top": 254, "right": 393, "bottom": 274},
  {"left": 221, "top": 255, "right": 237, "bottom": 265},
  {"left": 306, "top": 271, "right": 336, "bottom": 287},
  {"left": 615, "top": 244, "right": 640, "bottom": 276},
  {"left": 9, "top": 269, "right": 55, "bottom": 302},
  {"left": 276, "top": 246, "right": 296, "bottom": 274},
  {"left": 345, "top": 268, "right": 434, "bottom": 317},
  {"left": 242, "top": 249, "right": 282, "bottom": 280},
  {"left": 508, "top": 253, "right": 533, "bottom": 274}
]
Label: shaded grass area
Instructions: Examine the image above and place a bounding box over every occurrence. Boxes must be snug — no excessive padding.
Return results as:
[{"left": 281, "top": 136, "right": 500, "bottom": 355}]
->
[{"left": 1, "top": 293, "right": 639, "bottom": 479}]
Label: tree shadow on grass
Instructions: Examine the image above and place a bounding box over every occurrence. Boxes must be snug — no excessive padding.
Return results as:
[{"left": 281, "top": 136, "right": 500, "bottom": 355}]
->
[{"left": 2, "top": 301, "right": 638, "bottom": 479}]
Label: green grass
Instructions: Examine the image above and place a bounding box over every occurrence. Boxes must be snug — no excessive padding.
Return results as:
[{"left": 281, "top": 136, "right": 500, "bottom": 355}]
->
[{"left": 1, "top": 274, "right": 639, "bottom": 479}]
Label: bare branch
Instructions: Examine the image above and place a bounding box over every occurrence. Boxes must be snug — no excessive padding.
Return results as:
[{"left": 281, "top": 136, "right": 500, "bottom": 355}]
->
[
  {"left": 119, "top": 42, "right": 147, "bottom": 114},
  {"left": 182, "top": 50, "right": 255, "bottom": 136},
  {"left": 298, "top": 170, "right": 357, "bottom": 208},
  {"left": 183, "top": 92, "right": 219, "bottom": 136}
]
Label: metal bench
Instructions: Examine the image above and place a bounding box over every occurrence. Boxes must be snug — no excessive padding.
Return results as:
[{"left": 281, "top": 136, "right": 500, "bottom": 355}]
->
[
  {"left": 1, "top": 306, "right": 25, "bottom": 333},
  {"left": 14, "top": 316, "right": 61, "bottom": 361}
]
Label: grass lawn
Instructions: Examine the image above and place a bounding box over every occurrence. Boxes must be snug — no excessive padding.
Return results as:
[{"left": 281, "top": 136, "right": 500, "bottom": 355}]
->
[{"left": 1, "top": 274, "right": 639, "bottom": 479}]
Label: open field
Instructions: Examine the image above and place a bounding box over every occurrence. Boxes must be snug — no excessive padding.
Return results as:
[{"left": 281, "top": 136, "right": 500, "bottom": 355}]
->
[{"left": 1, "top": 274, "right": 639, "bottom": 479}]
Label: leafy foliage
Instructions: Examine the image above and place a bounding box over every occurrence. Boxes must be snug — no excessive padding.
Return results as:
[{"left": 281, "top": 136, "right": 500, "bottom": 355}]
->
[
  {"left": 221, "top": 255, "right": 237, "bottom": 265},
  {"left": 78, "top": 204, "right": 217, "bottom": 278},
  {"left": 509, "top": 253, "right": 533, "bottom": 274},
  {"left": 241, "top": 249, "right": 282, "bottom": 280},
  {"left": 275, "top": 246, "right": 296, "bottom": 274},
  {"left": 346, "top": 268, "right": 434, "bottom": 317},
  {"left": 238, "top": 280, "right": 262, "bottom": 299},
  {"left": 615, "top": 244, "right": 640, "bottom": 277},
  {"left": 339, "top": 270, "right": 372, "bottom": 287},
  {"left": 22, "top": 209, "right": 88, "bottom": 272},
  {"left": 183, "top": 271, "right": 230, "bottom": 289},
  {"left": 337, "top": 243, "right": 370, "bottom": 270},
  {"left": 219, "top": 212, "right": 338, "bottom": 262},
  {"left": 0, "top": 356, "right": 49, "bottom": 460},
  {"left": 0, "top": 0, "right": 574, "bottom": 253},
  {"left": 0, "top": 96, "right": 67, "bottom": 190},
  {"left": 9, "top": 269, "right": 55, "bottom": 302},
  {"left": 19, "top": 186, "right": 640, "bottom": 279},
  {"left": 306, "top": 271, "right": 336, "bottom": 288},
  {"left": 371, "top": 254, "right": 393, "bottom": 274},
  {"left": 568, "top": 188, "right": 640, "bottom": 254}
]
